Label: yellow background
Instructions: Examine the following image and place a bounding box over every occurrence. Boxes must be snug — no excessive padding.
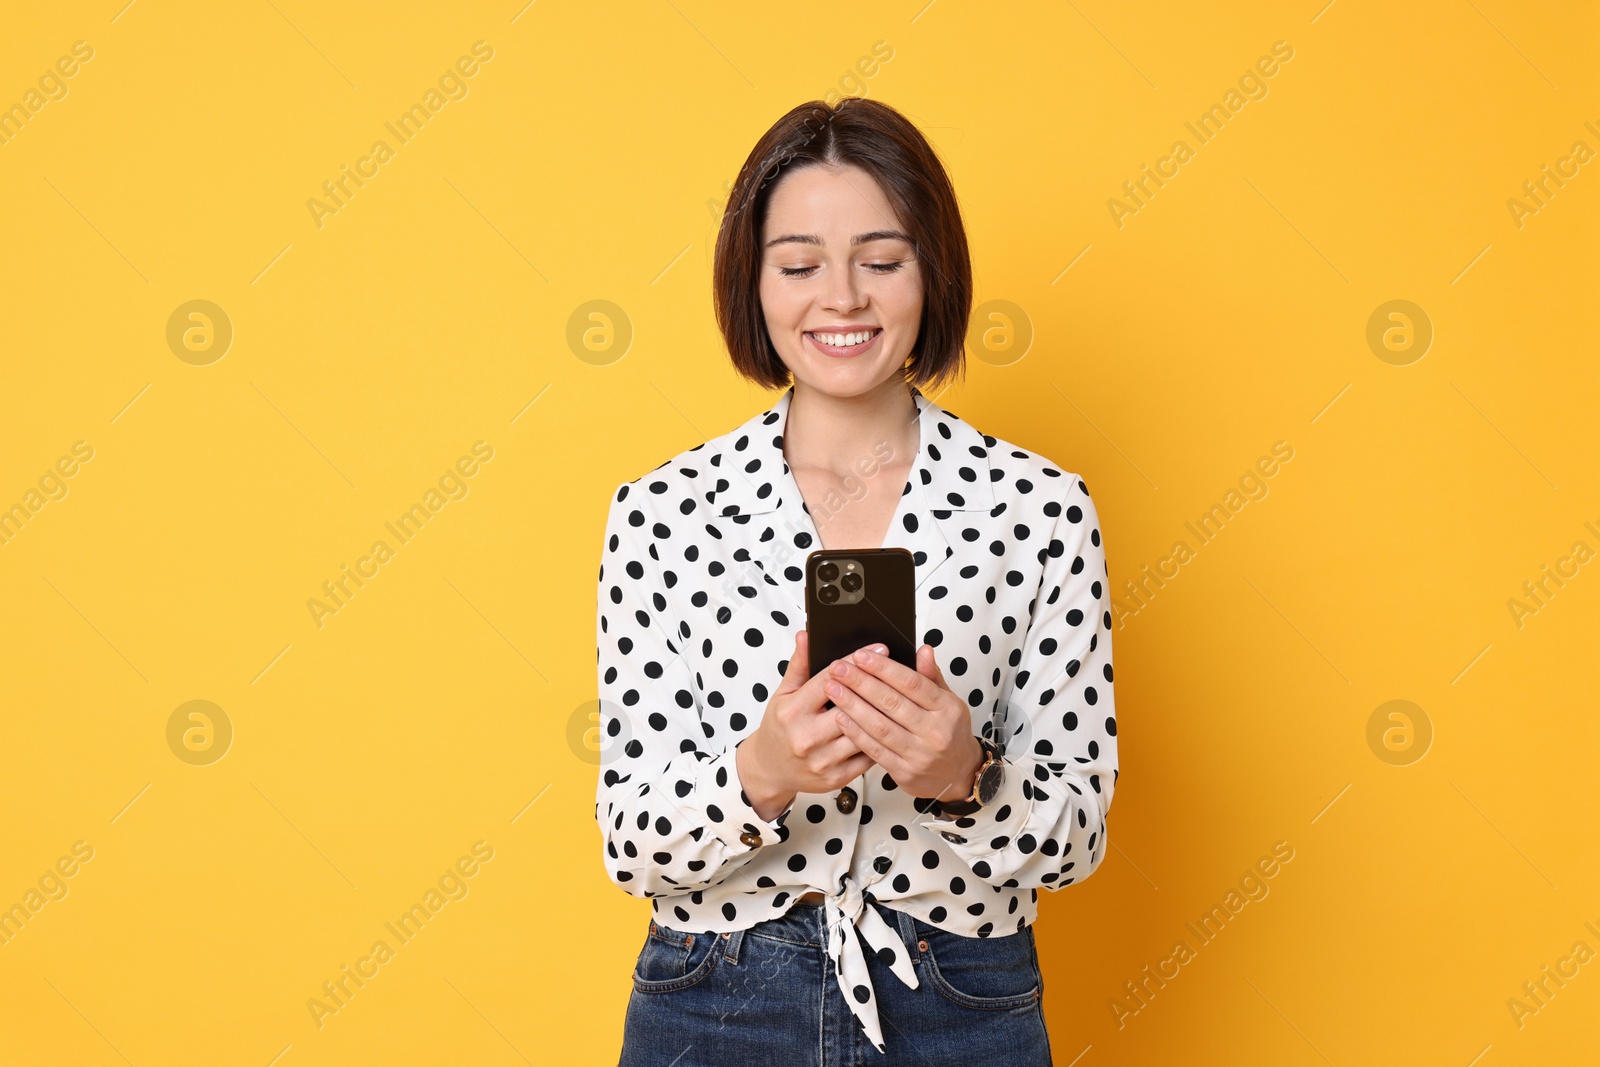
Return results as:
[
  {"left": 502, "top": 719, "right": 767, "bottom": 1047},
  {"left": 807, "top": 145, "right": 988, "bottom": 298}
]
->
[{"left": 1, "top": 1, "right": 1595, "bottom": 1063}]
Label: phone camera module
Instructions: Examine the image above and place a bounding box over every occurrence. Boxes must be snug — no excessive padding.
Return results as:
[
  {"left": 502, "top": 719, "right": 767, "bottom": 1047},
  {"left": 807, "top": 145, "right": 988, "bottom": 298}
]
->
[{"left": 814, "top": 557, "right": 865, "bottom": 606}]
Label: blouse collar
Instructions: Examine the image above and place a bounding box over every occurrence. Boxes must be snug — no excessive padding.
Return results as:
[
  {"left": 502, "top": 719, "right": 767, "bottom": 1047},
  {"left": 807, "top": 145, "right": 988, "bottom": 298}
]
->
[{"left": 704, "top": 383, "right": 996, "bottom": 621}]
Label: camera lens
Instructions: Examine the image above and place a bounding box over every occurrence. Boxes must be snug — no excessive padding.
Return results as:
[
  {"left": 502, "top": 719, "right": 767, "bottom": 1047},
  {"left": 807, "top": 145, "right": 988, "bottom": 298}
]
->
[
  {"left": 818, "top": 584, "right": 839, "bottom": 604},
  {"left": 818, "top": 562, "right": 839, "bottom": 582},
  {"left": 841, "top": 572, "right": 862, "bottom": 593}
]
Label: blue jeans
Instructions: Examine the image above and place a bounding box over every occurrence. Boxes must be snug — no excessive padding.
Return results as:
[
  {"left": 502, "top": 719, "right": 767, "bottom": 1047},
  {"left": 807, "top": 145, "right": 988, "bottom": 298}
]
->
[{"left": 618, "top": 897, "right": 1053, "bottom": 1065}]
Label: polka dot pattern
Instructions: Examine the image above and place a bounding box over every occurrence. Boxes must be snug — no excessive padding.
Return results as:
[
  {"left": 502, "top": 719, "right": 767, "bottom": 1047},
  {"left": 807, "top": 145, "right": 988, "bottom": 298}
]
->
[{"left": 594, "top": 385, "right": 1118, "bottom": 1051}]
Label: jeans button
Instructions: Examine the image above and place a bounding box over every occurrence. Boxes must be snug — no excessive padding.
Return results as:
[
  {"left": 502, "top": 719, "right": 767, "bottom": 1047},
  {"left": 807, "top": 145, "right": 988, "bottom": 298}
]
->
[{"left": 835, "top": 786, "right": 858, "bottom": 814}]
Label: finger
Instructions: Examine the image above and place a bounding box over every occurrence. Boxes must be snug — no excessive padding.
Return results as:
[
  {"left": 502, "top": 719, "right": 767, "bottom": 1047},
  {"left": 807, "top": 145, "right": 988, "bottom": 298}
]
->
[
  {"left": 833, "top": 704, "right": 901, "bottom": 778},
  {"left": 830, "top": 659, "right": 926, "bottom": 735},
  {"left": 777, "top": 630, "right": 810, "bottom": 694},
  {"left": 792, "top": 652, "right": 858, "bottom": 715},
  {"left": 836, "top": 750, "right": 876, "bottom": 783},
  {"left": 839, "top": 647, "right": 938, "bottom": 714},
  {"left": 838, "top": 652, "right": 934, "bottom": 716},
  {"left": 812, "top": 731, "right": 868, "bottom": 767},
  {"left": 917, "top": 643, "right": 946, "bottom": 686},
  {"left": 829, "top": 685, "right": 912, "bottom": 772},
  {"left": 816, "top": 747, "right": 875, "bottom": 790},
  {"left": 799, "top": 688, "right": 860, "bottom": 746}
]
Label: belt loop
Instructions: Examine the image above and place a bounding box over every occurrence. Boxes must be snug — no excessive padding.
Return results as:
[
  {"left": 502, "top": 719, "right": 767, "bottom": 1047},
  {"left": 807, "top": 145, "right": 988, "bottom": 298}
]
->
[
  {"left": 893, "top": 904, "right": 919, "bottom": 962},
  {"left": 722, "top": 927, "right": 745, "bottom": 964}
]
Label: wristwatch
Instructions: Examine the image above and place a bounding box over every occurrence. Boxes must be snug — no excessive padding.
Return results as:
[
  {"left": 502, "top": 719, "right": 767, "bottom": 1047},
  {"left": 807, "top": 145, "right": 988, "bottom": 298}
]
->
[{"left": 934, "top": 736, "right": 1004, "bottom": 819}]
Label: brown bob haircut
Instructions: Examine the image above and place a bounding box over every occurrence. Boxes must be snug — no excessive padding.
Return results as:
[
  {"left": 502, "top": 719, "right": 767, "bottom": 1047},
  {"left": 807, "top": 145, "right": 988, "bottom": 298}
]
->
[{"left": 713, "top": 98, "right": 973, "bottom": 393}]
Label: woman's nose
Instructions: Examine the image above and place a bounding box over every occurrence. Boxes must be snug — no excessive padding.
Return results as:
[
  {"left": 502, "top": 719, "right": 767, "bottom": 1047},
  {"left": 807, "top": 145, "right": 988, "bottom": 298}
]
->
[{"left": 823, "top": 274, "right": 865, "bottom": 312}]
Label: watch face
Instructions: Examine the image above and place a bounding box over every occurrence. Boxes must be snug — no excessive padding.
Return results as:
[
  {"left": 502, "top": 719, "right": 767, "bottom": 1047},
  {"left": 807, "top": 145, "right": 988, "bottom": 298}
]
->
[{"left": 976, "top": 761, "right": 1004, "bottom": 805}]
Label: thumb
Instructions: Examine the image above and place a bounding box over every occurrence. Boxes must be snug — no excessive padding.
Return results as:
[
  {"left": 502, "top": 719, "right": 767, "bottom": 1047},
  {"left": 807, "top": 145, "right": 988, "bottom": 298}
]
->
[
  {"left": 779, "top": 630, "right": 811, "bottom": 693},
  {"left": 918, "top": 643, "right": 945, "bottom": 686}
]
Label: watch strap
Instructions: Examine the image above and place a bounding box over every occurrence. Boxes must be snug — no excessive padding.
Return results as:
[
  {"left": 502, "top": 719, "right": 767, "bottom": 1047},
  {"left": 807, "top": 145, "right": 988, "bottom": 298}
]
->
[{"left": 934, "top": 736, "right": 1001, "bottom": 818}]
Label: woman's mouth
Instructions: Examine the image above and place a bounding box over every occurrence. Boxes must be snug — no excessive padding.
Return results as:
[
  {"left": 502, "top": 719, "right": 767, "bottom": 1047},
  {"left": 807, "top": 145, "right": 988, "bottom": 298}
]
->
[{"left": 805, "top": 328, "right": 882, "bottom": 358}]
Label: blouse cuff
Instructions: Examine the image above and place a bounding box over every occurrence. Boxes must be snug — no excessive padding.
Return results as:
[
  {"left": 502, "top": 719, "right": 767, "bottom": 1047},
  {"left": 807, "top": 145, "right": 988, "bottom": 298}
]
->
[
  {"left": 916, "top": 759, "right": 1033, "bottom": 854},
  {"left": 700, "top": 740, "right": 791, "bottom": 854}
]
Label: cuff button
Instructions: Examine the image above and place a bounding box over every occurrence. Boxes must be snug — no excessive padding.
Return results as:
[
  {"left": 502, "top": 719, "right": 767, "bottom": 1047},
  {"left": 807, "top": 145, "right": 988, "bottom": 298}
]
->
[{"left": 739, "top": 831, "right": 763, "bottom": 847}]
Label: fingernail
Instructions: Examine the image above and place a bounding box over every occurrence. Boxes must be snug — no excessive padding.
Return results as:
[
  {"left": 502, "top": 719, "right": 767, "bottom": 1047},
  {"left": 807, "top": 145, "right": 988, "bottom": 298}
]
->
[
  {"left": 874, "top": 644, "right": 888, "bottom": 654},
  {"left": 854, "top": 649, "right": 873, "bottom": 663},
  {"left": 830, "top": 661, "right": 848, "bottom": 676}
]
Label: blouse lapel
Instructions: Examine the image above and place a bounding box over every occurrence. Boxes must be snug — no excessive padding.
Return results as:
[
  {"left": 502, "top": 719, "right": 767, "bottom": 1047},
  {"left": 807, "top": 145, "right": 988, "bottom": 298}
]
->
[{"left": 706, "top": 386, "right": 995, "bottom": 627}]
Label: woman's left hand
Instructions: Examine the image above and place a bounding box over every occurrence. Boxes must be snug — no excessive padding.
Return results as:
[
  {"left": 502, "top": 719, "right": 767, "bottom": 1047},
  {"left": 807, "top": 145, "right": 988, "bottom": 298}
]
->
[{"left": 825, "top": 644, "right": 984, "bottom": 803}]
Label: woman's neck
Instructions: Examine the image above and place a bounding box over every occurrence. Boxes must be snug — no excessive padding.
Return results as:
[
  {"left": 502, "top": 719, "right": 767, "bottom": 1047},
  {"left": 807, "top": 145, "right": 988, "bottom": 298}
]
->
[{"left": 783, "top": 379, "right": 919, "bottom": 478}]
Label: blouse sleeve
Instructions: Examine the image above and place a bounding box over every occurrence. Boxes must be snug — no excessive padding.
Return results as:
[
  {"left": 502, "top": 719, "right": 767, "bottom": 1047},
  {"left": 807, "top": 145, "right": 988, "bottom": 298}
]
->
[
  {"left": 593, "top": 479, "right": 794, "bottom": 900},
  {"left": 916, "top": 474, "right": 1118, "bottom": 891}
]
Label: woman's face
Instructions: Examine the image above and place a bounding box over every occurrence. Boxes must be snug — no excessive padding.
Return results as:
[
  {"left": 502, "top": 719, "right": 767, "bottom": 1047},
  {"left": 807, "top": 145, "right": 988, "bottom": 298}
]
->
[{"left": 758, "top": 163, "right": 925, "bottom": 399}]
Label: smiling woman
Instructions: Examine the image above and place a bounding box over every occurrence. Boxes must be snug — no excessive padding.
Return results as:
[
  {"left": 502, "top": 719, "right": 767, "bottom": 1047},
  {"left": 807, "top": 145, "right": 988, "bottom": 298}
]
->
[
  {"left": 600, "top": 97, "right": 1115, "bottom": 1067},
  {"left": 714, "top": 100, "right": 970, "bottom": 398}
]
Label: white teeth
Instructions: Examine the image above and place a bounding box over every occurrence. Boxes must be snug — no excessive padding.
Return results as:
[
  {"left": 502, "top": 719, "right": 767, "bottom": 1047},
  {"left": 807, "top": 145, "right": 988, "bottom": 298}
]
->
[{"left": 812, "top": 330, "right": 876, "bottom": 347}]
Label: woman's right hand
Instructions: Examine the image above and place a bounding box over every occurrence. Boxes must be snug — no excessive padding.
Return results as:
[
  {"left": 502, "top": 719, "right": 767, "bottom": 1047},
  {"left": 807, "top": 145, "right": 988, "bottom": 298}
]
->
[{"left": 736, "top": 630, "right": 880, "bottom": 822}]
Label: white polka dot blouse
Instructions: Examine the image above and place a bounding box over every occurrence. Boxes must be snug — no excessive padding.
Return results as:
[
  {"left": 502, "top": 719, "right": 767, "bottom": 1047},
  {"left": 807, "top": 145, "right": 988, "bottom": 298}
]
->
[{"left": 594, "top": 384, "right": 1118, "bottom": 1053}]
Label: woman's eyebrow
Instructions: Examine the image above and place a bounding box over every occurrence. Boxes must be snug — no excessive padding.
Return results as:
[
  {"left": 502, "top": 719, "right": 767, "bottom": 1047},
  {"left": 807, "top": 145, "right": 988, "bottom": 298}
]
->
[{"left": 764, "top": 229, "right": 912, "bottom": 250}]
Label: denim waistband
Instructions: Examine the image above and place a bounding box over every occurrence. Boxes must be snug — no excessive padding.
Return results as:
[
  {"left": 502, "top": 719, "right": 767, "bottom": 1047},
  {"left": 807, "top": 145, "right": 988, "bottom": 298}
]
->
[{"left": 749, "top": 894, "right": 914, "bottom": 951}]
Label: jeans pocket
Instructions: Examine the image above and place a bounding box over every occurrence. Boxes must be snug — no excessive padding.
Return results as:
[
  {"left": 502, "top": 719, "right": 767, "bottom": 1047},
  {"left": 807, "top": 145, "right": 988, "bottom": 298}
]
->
[
  {"left": 916, "top": 920, "right": 1041, "bottom": 1011},
  {"left": 633, "top": 920, "right": 721, "bottom": 994}
]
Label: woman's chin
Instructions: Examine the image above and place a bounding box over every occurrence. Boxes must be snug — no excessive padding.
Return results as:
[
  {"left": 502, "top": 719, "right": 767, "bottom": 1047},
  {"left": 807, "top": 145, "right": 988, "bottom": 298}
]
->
[{"left": 790, "top": 355, "right": 901, "bottom": 395}]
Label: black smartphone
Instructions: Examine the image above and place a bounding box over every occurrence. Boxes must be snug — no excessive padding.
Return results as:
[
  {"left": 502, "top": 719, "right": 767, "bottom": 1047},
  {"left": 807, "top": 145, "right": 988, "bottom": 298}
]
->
[{"left": 805, "top": 548, "right": 918, "bottom": 705}]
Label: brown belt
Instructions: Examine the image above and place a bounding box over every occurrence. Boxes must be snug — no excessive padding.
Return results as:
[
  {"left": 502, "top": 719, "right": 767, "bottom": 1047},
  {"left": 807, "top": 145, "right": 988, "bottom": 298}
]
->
[{"left": 797, "top": 890, "right": 825, "bottom": 904}]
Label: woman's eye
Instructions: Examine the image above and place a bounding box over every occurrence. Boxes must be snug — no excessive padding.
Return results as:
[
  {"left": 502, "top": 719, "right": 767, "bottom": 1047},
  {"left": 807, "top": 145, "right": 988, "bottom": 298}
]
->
[{"left": 775, "top": 262, "right": 904, "bottom": 278}]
